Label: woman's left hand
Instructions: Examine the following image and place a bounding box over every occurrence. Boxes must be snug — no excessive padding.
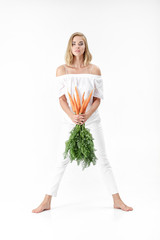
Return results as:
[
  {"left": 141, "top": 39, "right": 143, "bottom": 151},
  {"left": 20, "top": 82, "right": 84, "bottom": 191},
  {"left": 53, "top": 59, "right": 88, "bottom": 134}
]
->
[{"left": 79, "top": 112, "right": 91, "bottom": 125}]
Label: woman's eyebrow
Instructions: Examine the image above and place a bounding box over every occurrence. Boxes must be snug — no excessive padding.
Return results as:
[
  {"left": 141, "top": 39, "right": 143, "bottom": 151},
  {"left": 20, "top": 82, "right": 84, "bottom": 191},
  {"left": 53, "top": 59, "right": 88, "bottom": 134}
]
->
[{"left": 72, "top": 41, "right": 83, "bottom": 43}]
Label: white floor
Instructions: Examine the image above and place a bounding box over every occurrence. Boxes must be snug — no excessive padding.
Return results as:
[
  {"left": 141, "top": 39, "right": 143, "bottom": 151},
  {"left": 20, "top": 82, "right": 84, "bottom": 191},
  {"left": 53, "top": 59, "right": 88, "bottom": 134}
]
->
[{"left": 1, "top": 181, "right": 160, "bottom": 240}]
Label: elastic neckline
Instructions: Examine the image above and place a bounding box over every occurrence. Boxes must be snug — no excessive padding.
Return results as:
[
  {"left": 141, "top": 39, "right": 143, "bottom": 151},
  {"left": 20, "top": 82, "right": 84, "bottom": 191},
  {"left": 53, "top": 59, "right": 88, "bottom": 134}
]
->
[{"left": 56, "top": 74, "right": 102, "bottom": 78}]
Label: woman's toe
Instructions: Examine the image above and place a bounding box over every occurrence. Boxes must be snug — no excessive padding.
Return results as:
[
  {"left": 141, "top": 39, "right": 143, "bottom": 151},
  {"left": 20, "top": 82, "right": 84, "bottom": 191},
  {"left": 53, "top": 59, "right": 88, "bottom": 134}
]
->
[{"left": 126, "top": 205, "right": 133, "bottom": 211}]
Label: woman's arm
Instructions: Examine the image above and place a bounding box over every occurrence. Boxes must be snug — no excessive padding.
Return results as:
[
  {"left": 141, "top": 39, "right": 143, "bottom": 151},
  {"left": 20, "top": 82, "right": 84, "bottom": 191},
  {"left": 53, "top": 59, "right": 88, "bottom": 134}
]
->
[
  {"left": 87, "top": 98, "right": 101, "bottom": 117},
  {"left": 59, "top": 95, "right": 73, "bottom": 119},
  {"left": 57, "top": 65, "right": 73, "bottom": 119},
  {"left": 86, "top": 63, "right": 102, "bottom": 117}
]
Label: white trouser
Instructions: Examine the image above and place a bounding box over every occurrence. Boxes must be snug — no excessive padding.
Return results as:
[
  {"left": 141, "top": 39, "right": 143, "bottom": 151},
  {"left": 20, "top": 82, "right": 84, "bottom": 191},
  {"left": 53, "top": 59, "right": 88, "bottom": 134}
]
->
[{"left": 45, "top": 119, "right": 119, "bottom": 197}]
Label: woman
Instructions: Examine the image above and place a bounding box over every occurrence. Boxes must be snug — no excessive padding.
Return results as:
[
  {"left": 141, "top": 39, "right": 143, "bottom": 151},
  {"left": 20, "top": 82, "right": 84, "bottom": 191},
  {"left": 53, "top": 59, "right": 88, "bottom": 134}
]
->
[{"left": 32, "top": 32, "right": 133, "bottom": 213}]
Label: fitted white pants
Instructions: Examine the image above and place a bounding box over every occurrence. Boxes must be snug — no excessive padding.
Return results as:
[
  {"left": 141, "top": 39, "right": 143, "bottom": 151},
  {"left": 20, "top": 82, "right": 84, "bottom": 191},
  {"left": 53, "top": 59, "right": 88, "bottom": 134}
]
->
[{"left": 45, "top": 119, "right": 119, "bottom": 197}]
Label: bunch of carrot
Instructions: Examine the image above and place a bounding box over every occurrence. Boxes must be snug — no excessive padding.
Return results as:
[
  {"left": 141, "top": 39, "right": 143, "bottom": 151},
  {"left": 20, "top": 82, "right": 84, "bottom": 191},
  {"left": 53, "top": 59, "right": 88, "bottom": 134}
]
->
[
  {"left": 67, "top": 86, "right": 94, "bottom": 115},
  {"left": 63, "top": 86, "right": 98, "bottom": 170}
]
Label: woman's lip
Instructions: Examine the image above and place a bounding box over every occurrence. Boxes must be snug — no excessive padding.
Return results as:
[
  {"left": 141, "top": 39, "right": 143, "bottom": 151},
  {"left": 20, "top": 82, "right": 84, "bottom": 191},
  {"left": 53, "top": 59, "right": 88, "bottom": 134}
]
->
[{"left": 75, "top": 50, "right": 80, "bottom": 52}]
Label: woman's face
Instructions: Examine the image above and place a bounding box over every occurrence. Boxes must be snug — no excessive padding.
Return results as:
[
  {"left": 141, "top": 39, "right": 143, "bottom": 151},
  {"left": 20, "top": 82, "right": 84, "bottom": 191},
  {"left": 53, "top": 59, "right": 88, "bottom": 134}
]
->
[{"left": 71, "top": 36, "right": 85, "bottom": 57}]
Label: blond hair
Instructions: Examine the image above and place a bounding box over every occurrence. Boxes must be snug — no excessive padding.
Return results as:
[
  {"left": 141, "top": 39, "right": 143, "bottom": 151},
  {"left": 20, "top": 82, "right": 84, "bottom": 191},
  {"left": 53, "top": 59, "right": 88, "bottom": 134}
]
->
[{"left": 64, "top": 32, "right": 92, "bottom": 66}]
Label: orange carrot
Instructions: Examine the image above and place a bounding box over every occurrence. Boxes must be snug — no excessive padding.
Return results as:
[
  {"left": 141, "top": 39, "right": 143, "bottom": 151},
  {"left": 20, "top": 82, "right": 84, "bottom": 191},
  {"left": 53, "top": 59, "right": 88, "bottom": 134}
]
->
[
  {"left": 79, "top": 98, "right": 88, "bottom": 114},
  {"left": 82, "top": 98, "right": 89, "bottom": 114},
  {"left": 75, "top": 86, "right": 81, "bottom": 113},
  {"left": 67, "top": 91, "right": 75, "bottom": 112},
  {"left": 83, "top": 89, "right": 94, "bottom": 113},
  {"left": 82, "top": 91, "right": 85, "bottom": 104},
  {"left": 73, "top": 94, "right": 79, "bottom": 114}
]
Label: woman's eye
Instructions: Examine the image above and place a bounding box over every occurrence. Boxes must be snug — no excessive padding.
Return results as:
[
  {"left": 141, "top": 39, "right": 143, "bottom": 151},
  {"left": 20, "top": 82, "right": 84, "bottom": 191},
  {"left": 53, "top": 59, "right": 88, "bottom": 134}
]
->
[{"left": 72, "top": 43, "right": 83, "bottom": 46}]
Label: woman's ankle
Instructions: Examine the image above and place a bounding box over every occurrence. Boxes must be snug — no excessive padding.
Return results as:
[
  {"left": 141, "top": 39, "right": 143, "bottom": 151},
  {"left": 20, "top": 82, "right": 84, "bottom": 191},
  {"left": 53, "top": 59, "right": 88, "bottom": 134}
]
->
[
  {"left": 44, "top": 194, "right": 52, "bottom": 202},
  {"left": 112, "top": 193, "right": 121, "bottom": 202}
]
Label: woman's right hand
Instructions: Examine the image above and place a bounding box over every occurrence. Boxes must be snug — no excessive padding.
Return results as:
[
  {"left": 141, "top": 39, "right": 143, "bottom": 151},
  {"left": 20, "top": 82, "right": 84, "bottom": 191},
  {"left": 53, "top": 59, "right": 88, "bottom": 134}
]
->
[{"left": 70, "top": 113, "right": 85, "bottom": 125}]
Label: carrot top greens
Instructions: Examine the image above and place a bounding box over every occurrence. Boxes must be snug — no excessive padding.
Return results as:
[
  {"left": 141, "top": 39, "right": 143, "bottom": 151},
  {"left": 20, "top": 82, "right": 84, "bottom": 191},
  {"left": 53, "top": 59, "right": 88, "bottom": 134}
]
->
[{"left": 63, "top": 124, "right": 97, "bottom": 170}]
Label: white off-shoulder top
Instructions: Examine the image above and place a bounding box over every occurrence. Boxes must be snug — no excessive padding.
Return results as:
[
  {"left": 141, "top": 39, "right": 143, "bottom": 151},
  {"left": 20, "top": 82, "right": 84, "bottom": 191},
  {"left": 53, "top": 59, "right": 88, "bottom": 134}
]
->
[{"left": 56, "top": 74, "right": 104, "bottom": 125}]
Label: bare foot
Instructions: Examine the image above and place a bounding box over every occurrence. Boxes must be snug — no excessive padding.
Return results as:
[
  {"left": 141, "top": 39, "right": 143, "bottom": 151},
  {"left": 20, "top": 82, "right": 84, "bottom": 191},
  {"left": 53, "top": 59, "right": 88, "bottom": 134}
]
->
[
  {"left": 113, "top": 199, "right": 133, "bottom": 211},
  {"left": 32, "top": 195, "right": 52, "bottom": 213}
]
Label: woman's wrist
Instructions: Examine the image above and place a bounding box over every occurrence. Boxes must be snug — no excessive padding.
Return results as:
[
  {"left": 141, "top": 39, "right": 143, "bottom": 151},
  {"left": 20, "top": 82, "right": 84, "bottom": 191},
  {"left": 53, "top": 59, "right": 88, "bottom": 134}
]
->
[
  {"left": 86, "top": 110, "right": 92, "bottom": 118},
  {"left": 68, "top": 112, "right": 74, "bottom": 119}
]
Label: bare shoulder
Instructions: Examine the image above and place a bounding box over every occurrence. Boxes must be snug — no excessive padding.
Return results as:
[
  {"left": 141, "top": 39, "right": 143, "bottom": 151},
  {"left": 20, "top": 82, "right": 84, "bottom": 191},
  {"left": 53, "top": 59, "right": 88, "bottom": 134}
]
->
[
  {"left": 91, "top": 64, "right": 101, "bottom": 76},
  {"left": 56, "top": 64, "right": 66, "bottom": 77}
]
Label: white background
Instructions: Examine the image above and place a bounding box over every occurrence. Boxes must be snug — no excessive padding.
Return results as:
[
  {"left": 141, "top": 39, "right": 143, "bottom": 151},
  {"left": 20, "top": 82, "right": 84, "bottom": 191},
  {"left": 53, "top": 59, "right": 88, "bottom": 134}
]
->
[{"left": 0, "top": 0, "right": 160, "bottom": 239}]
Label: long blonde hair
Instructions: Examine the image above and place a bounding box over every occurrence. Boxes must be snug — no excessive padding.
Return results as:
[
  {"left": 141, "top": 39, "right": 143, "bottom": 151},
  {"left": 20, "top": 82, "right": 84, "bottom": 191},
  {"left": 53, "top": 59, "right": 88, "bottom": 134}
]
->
[{"left": 65, "top": 32, "right": 92, "bottom": 67}]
